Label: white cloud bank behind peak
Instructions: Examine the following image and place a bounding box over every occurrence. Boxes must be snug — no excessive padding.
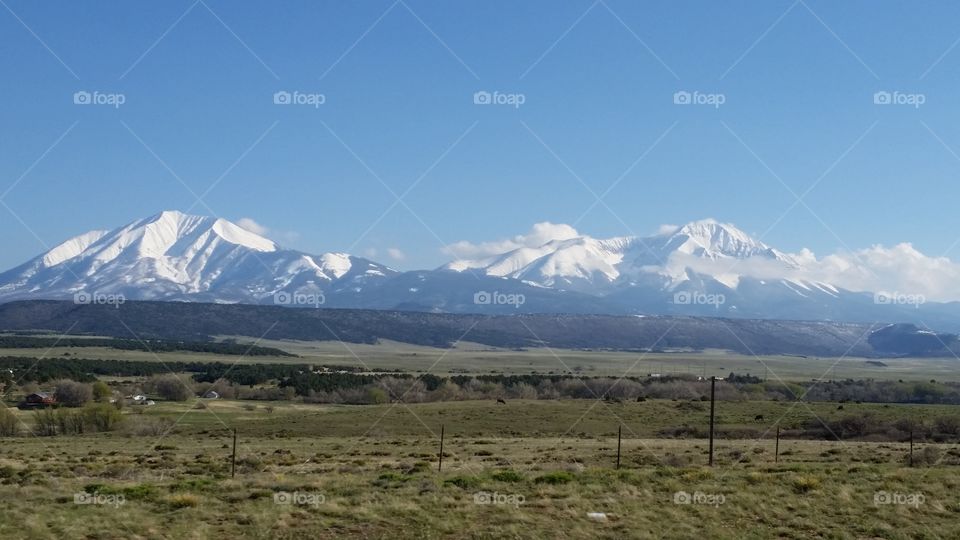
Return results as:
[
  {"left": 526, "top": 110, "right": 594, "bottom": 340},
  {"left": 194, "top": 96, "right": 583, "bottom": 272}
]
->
[
  {"left": 443, "top": 222, "right": 960, "bottom": 303},
  {"left": 442, "top": 222, "right": 581, "bottom": 259}
]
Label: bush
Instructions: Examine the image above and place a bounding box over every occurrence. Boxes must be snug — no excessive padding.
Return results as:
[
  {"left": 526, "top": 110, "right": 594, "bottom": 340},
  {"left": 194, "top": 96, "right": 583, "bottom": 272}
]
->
[
  {"left": 33, "top": 409, "right": 58, "bottom": 436},
  {"left": 56, "top": 408, "right": 86, "bottom": 434},
  {"left": 127, "top": 417, "right": 175, "bottom": 437},
  {"left": 534, "top": 471, "right": 574, "bottom": 485},
  {"left": 443, "top": 475, "right": 482, "bottom": 489},
  {"left": 147, "top": 375, "right": 193, "bottom": 402},
  {"left": 366, "top": 387, "right": 389, "bottom": 404},
  {"left": 791, "top": 475, "right": 821, "bottom": 493},
  {"left": 0, "top": 408, "right": 19, "bottom": 436},
  {"left": 910, "top": 446, "right": 942, "bottom": 467},
  {"left": 491, "top": 470, "right": 524, "bottom": 482},
  {"left": 54, "top": 380, "right": 92, "bottom": 407},
  {"left": 91, "top": 381, "right": 111, "bottom": 402},
  {"left": 83, "top": 403, "right": 123, "bottom": 432},
  {"left": 166, "top": 493, "right": 200, "bottom": 509}
]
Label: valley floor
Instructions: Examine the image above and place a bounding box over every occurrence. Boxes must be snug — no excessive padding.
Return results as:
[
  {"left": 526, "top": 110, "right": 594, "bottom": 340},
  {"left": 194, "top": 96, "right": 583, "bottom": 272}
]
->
[{"left": 1, "top": 399, "right": 958, "bottom": 539}]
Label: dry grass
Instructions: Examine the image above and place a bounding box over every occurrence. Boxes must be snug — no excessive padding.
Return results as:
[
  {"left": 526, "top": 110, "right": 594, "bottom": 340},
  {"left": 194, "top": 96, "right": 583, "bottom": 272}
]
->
[{"left": 0, "top": 399, "right": 959, "bottom": 538}]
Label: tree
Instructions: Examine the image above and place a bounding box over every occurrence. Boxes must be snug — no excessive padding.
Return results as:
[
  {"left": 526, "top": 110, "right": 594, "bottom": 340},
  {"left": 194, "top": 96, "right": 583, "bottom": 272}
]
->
[
  {"left": 366, "top": 387, "right": 389, "bottom": 404},
  {"left": 92, "top": 381, "right": 111, "bottom": 402},
  {"left": 83, "top": 403, "right": 123, "bottom": 432},
  {"left": 53, "top": 380, "right": 92, "bottom": 407},
  {"left": 146, "top": 374, "right": 192, "bottom": 402},
  {"left": 0, "top": 408, "right": 19, "bottom": 436}
]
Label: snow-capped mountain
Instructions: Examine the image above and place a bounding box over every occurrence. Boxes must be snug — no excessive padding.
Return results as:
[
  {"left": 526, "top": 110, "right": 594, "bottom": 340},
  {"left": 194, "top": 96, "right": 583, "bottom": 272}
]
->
[
  {"left": 443, "top": 219, "right": 805, "bottom": 292},
  {"left": 2, "top": 212, "right": 960, "bottom": 331},
  {"left": 439, "top": 219, "right": 960, "bottom": 328},
  {"left": 0, "top": 211, "right": 396, "bottom": 304}
]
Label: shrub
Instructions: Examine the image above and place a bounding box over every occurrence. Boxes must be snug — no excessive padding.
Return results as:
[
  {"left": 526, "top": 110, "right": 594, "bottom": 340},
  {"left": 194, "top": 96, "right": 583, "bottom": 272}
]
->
[
  {"left": 491, "top": 470, "right": 524, "bottom": 482},
  {"left": 534, "top": 471, "right": 574, "bottom": 485},
  {"left": 91, "top": 381, "right": 111, "bottom": 402},
  {"left": 33, "top": 409, "right": 58, "bottom": 436},
  {"left": 910, "top": 446, "right": 942, "bottom": 467},
  {"left": 366, "top": 387, "right": 389, "bottom": 404},
  {"left": 127, "top": 417, "right": 175, "bottom": 437},
  {"left": 147, "top": 375, "right": 193, "bottom": 402},
  {"left": 166, "top": 493, "right": 200, "bottom": 509},
  {"left": 83, "top": 403, "right": 123, "bottom": 432},
  {"left": 791, "top": 475, "right": 821, "bottom": 493},
  {"left": 0, "top": 408, "right": 19, "bottom": 436},
  {"left": 934, "top": 416, "right": 960, "bottom": 436},
  {"left": 55, "top": 408, "right": 86, "bottom": 434},
  {"left": 54, "top": 380, "right": 92, "bottom": 407},
  {"left": 443, "top": 475, "right": 482, "bottom": 489}
]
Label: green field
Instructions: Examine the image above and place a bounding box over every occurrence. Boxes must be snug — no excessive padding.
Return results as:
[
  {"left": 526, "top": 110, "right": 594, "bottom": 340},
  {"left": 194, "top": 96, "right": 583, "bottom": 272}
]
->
[
  {"left": 1, "top": 399, "right": 959, "bottom": 539},
  {"left": 5, "top": 337, "right": 959, "bottom": 382},
  {"left": 3, "top": 339, "right": 960, "bottom": 538}
]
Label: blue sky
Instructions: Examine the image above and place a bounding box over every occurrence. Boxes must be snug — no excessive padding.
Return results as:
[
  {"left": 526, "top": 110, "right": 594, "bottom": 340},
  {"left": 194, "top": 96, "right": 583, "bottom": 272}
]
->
[{"left": 3, "top": 0, "right": 960, "bottom": 271}]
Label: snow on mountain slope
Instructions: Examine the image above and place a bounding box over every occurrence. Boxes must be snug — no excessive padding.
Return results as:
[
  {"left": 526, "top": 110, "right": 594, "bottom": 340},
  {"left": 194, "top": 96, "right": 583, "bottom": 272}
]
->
[
  {"left": 0, "top": 211, "right": 395, "bottom": 303},
  {"left": 443, "top": 219, "right": 802, "bottom": 293}
]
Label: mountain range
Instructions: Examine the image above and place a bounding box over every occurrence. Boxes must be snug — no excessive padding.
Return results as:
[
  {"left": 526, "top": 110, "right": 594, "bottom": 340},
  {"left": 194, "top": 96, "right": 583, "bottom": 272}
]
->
[{"left": 2, "top": 211, "right": 959, "bottom": 331}]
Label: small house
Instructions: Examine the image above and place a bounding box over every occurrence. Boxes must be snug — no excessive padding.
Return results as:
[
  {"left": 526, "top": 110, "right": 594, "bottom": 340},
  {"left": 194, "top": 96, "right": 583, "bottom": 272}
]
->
[
  {"left": 19, "top": 392, "right": 56, "bottom": 409},
  {"left": 202, "top": 390, "right": 220, "bottom": 399}
]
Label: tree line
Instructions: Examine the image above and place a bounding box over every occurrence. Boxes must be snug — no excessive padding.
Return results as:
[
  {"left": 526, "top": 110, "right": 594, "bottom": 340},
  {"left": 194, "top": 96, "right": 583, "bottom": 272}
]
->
[{"left": 0, "top": 336, "right": 294, "bottom": 356}]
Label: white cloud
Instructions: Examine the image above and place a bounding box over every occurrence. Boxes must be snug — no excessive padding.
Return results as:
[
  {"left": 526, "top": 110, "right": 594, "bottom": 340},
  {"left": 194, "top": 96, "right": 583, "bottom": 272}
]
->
[
  {"left": 656, "top": 224, "right": 680, "bottom": 235},
  {"left": 235, "top": 218, "right": 299, "bottom": 247},
  {"left": 667, "top": 242, "right": 960, "bottom": 302},
  {"left": 443, "top": 220, "right": 960, "bottom": 303},
  {"left": 236, "top": 218, "right": 269, "bottom": 236},
  {"left": 443, "top": 222, "right": 581, "bottom": 259},
  {"left": 387, "top": 247, "right": 406, "bottom": 261},
  {"left": 364, "top": 248, "right": 378, "bottom": 259}
]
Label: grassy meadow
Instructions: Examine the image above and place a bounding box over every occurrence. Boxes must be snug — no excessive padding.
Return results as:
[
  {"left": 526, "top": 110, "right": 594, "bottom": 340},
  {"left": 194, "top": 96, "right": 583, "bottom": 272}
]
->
[{"left": 1, "top": 398, "right": 959, "bottom": 539}]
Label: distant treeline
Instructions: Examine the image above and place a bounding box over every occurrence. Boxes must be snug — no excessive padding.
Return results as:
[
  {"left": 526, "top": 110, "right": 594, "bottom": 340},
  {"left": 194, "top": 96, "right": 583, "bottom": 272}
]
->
[
  {"left": 0, "top": 336, "right": 295, "bottom": 357},
  {"left": 4, "top": 356, "right": 960, "bottom": 407},
  {"left": 0, "top": 356, "right": 311, "bottom": 385}
]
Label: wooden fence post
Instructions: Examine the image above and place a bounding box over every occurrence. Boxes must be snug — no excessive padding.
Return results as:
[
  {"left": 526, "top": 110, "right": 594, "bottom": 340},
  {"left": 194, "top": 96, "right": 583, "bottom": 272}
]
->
[
  {"left": 616, "top": 425, "right": 622, "bottom": 470},
  {"left": 909, "top": 428, "right": 914, "bottom": 468},
  {"left": 775, "top": 425, "right": 780, "bottom": 463},
  {"left": 438, "top": 424, "right": 445, "bottom": 472},
  {"left": 708, "top": 376, "right": 716, "bottom": 466}
]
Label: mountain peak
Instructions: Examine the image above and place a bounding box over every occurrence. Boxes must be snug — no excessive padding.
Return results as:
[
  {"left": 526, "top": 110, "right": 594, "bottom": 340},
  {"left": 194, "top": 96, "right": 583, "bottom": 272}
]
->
[
  {"left": 668, "top": 219, "right": 769, "bottom": 259},
  {"left": 0, "top": 211, "right": 397, "bottom": 303},
  {"left": 137, "top": 211, "right": 277, "bottom": 254}
]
